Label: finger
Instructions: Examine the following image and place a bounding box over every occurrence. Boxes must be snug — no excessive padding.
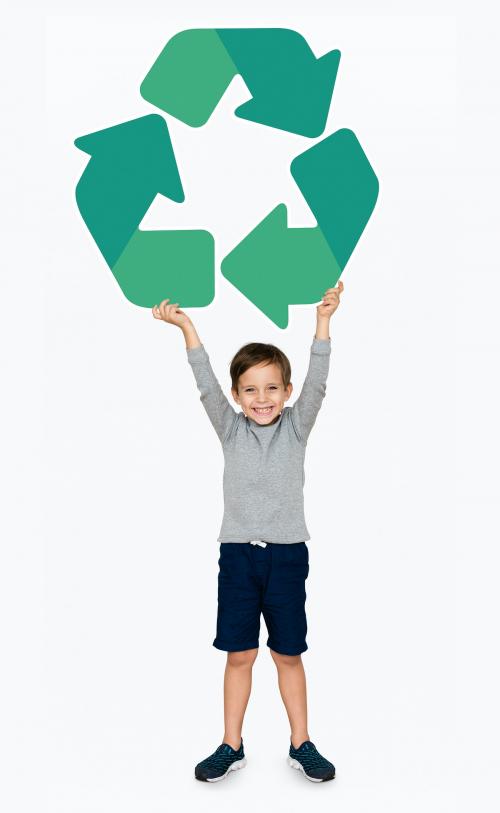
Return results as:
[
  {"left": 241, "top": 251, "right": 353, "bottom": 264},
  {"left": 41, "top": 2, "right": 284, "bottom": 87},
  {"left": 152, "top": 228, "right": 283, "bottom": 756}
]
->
[{"left": 325, "top": 282, "right": 343, "bottom": 294}]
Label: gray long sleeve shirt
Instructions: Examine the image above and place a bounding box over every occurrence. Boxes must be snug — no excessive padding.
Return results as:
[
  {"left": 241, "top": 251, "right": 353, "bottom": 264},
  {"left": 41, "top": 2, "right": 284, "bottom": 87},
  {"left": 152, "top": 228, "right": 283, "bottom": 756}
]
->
[{"left": 186, "top": 337, "right": 331, "bottom": 544}]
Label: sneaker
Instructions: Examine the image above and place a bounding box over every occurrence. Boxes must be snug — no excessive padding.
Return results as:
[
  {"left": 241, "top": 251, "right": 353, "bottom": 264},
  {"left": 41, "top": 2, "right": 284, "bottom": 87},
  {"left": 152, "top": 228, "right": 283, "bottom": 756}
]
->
[
  {"left": 288, "top": 739, "right": 336, "bottom": 782},
  {"left": 194, "top": 738, "right": 246, "bottom": 782}
]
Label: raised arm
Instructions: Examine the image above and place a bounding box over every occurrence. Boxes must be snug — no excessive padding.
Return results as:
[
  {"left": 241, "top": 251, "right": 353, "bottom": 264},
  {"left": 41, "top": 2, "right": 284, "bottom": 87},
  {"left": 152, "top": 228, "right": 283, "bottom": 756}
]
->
[
  {"left": 290, "top": 337, "right": 331, "bottom": 443},
  {"left": 152, "top": 298, "right": 237, "bottom": 444},
  {"left": 185, "top": 340, "right": 238, "bottom": 445},
  {"left": 289, "top": 281, "right": 344, "bottom": 443}
]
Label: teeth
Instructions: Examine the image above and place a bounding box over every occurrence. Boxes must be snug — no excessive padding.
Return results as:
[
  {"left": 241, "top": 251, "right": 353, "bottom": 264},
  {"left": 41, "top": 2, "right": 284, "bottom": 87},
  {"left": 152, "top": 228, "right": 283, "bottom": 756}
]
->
[{"left": 253, "top": 407, "right": 273, "bottom": 414}]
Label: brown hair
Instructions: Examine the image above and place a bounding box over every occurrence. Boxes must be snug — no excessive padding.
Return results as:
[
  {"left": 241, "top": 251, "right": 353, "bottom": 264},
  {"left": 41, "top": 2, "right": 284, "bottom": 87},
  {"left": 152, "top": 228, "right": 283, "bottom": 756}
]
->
[{"left": 230, "top": 343, "right": 291, "bottom": 392}]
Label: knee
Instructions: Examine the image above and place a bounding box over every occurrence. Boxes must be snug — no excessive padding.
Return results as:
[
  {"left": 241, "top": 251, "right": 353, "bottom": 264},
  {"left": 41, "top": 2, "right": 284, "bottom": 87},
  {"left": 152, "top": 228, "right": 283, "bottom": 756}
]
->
[
  {"left": 227, "top": 647, "right": 259, "bottom": 668},
  {"left": 270, "top": 648, "right": 301, "bottom": 667}
]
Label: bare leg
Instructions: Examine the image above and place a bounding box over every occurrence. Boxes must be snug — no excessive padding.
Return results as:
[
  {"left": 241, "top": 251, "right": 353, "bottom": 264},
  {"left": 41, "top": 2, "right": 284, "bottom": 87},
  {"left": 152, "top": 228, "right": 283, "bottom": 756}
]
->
[
  {"left": 222, "top": 648, "right": 259, "bottom": 750},
  {"left": 270, "top": 649, "right": 310, "bottom": 748}
]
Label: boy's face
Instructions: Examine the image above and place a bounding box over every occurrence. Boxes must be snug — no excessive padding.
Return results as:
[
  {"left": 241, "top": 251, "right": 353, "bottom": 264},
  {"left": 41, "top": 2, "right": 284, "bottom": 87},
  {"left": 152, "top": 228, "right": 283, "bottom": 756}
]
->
[{"left": 232, "top": 362, "right": 293, "bottom": 425}]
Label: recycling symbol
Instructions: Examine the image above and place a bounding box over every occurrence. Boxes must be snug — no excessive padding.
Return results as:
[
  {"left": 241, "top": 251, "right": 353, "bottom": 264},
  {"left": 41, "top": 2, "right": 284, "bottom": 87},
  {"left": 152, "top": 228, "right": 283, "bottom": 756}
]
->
[{"left": 75, "top": 28, "right": 379, "bottom": 329}]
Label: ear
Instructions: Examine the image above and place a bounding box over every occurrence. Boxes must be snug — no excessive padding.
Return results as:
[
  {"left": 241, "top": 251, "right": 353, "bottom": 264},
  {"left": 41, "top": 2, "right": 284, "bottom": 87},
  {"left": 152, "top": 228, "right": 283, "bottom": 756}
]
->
[
  {"left": 231, "top": 387, "right": 240, "bottom": 405},
  {"left": 284, "top": 382, "right": 293, "bottom": 402}
]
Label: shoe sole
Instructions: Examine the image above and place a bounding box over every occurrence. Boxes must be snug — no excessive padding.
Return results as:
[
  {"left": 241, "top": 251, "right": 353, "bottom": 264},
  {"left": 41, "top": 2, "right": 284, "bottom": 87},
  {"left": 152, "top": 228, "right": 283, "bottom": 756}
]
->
[
  {"left": 288, "top": 756, "right": 335, "bottom": 783},
  {"left": 203, "top": 757, "right": 247, "bottom": 782}
]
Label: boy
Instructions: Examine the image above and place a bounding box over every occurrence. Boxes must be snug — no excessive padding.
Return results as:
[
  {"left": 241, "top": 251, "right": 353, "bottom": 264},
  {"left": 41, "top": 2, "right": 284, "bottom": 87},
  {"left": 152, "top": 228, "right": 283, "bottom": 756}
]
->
[{"left": 152, "top": 282, "right": 343, "bottom": 783}]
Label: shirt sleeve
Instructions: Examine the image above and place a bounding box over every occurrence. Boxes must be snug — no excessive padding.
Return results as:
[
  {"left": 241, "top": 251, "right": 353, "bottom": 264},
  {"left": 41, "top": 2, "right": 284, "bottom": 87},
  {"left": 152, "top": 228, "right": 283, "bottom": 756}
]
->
[
  {"left": 186, "top": 344, "right": 238, "bottom": 444},
  {"left": 289, "top": 337, "right": 332, "bottom": 444}
]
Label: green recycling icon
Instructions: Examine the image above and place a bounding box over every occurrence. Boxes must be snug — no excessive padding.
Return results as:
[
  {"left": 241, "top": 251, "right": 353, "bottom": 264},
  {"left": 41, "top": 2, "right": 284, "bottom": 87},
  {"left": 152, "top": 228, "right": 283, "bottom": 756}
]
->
[{"left": 75, "top": 28, "right": 379, "bottom": 329}]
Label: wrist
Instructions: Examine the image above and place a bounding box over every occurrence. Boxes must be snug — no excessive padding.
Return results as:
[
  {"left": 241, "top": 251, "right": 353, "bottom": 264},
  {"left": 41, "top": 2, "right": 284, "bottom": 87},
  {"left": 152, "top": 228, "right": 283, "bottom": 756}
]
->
[
  {"left": 315, "top": 316, "right": 331, "bottom": 341},
  {"left": 182, "top": 321, "right": 202, "bottom": 350}
]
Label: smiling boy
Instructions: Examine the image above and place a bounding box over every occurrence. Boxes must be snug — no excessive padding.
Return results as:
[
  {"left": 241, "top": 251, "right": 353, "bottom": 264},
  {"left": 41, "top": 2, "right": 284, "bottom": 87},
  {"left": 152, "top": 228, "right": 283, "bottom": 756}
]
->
[{"left": 153, "top": 282, "right": 343, "bottom": 782}]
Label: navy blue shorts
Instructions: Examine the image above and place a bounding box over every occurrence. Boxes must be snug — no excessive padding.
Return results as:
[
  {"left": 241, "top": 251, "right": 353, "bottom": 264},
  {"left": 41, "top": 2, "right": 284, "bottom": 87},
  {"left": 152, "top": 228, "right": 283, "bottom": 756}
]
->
[{"left": 213, "top": 541, "right": 310, "bottom": 656}]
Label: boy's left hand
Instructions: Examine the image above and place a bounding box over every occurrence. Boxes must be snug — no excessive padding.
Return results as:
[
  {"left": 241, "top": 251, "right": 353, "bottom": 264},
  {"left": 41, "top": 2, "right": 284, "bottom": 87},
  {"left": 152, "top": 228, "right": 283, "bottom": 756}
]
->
[{"left": 317, "top": 281, "right": 344, "bottom": 319}]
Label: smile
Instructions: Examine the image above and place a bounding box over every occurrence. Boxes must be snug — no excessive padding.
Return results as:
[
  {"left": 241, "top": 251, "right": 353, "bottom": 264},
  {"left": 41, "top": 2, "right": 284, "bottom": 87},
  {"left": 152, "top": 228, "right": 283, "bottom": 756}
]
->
[{"left": 252, "top": 407, "right": 274, "bottom": 415}]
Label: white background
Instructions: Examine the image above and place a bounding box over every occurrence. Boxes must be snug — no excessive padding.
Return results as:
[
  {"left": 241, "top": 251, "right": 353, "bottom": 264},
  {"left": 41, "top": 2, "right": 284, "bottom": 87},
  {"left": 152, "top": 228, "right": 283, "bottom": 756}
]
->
[{"left": 2, "top": 0, "right": 499, "bottom": 811}]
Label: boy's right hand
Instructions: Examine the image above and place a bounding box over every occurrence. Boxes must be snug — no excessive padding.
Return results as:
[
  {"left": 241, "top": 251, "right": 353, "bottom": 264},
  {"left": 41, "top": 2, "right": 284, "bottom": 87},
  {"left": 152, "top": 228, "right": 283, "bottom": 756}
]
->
[{"left": 152, "top": 299, "right": 192, "bottom": 329}]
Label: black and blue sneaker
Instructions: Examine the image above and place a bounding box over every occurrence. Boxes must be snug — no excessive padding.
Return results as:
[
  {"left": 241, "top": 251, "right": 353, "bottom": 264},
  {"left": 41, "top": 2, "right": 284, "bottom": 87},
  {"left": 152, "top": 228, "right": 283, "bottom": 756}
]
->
[
  {"left": 288, "top": 739, "right": 336, "bottom": 782},
  {"left": 195, "top": 738, "right": 246, "bottom": 782}
]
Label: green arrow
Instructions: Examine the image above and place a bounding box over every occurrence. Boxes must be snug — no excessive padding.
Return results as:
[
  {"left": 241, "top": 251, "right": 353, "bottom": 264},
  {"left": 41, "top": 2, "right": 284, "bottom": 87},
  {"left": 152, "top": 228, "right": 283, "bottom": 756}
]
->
[
  {"left": 221, "top": 128, "right": 379, "bottom": 328},
  {"left": 74, "top": 113, "right": 214, "bottom": 307},
  {"left": 221, "top": 204, "right": 341, "bottom": 329},
  {"left": 75, "top": 114, "right": 184, "bottom": 267},
  {"left": 218, "top": 29, "right": 340, "bottom": 138},
  {"left": 140, "top": 28, "right": 340, "bottom": 138},
  {"left": 291, "top": 128, "right": 379, "bottom": 268}
]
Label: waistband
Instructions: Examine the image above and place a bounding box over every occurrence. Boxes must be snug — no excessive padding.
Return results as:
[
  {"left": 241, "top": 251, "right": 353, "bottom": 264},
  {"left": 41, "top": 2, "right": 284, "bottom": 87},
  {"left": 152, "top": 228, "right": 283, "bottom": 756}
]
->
[{"left": 249, "top": 540, "right": 267, "bottom": 548}]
